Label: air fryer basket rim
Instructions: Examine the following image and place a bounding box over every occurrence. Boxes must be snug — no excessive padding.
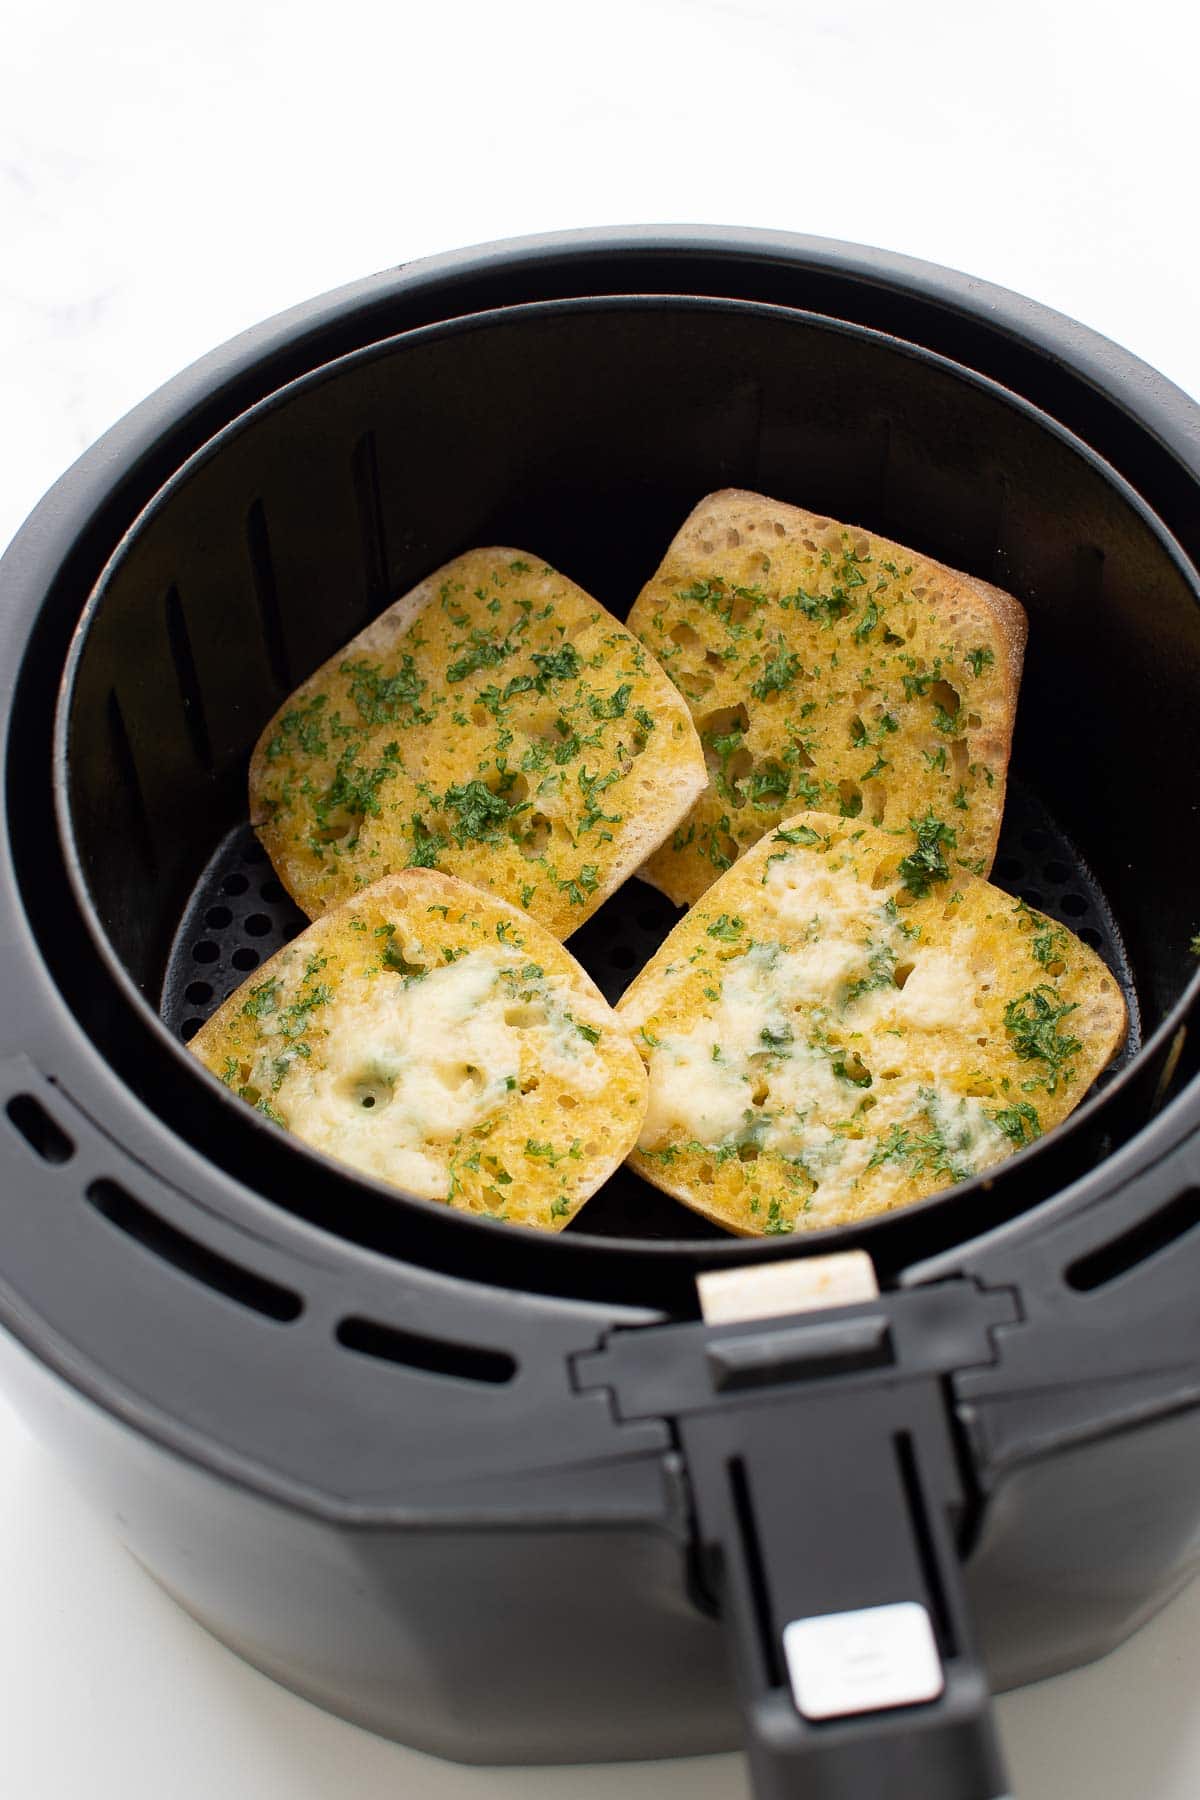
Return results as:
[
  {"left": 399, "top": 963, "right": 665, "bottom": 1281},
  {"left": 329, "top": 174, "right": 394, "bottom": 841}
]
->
[{"left": 51, "top": 288, "right": 1196, "bottom": 1262}]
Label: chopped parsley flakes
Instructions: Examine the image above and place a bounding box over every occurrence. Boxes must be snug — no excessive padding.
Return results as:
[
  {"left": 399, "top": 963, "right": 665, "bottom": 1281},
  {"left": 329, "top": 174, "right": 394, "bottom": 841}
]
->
[
  {"left": 898, "top": 813, "right": 956, "bottom": 898},
  {"left": 1003, "top": 987, "right": 1081, "bottom": 1093},
  {"left": 441, "top": 778, "right": 529, "bottom": 845},
  {"left": 750, "top": 642, "right": 804, "bottom": 700},
  {"left": 341, "top": 656, "right": 427, "bottom": 723}
]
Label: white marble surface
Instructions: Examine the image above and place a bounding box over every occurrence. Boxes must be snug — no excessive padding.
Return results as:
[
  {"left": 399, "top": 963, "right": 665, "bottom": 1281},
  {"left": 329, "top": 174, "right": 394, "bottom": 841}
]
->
[{"left": 2, "top": 1, "right": 1199, "bottom": 1795}]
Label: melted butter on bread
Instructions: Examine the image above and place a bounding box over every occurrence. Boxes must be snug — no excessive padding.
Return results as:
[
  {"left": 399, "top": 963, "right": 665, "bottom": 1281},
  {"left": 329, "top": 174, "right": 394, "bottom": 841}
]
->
[
  {"left": 620, "top": 811, "right": 1126, "bottom": 1235},
  {"left": 191, "top": 869, "right": 647, "bottom": 1230},
  {"left": 250, "top": 548, "right": 705, "bottom": 939},
  {"left": 629, "top": 490, "right": 1027, "bottom": 907}
]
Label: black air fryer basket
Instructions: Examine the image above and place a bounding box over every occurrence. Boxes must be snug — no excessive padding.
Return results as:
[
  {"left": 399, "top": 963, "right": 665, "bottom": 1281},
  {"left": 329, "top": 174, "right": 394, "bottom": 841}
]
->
[{"left": 1, "top": 229, "right": 1198, "bottom": 1800}]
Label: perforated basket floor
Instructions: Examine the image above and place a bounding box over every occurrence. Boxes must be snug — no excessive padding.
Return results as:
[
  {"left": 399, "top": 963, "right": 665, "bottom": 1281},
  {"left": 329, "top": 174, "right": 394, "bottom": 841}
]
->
[{"left": 160, "top": 780, "right": 1142, "bottom": 1240}]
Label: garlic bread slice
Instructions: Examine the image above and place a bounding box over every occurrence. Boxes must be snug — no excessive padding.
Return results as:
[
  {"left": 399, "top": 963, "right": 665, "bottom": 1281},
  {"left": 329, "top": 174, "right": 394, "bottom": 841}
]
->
[
  {"left": 628, "top": 490, "right": 1027, "bottom": 906},
  {"left": 191, "top": 870, "right": 648, "bottom": 1230},
  {"left": 618, "top": 812, "right": 1125, "bottom": 1236},
  {"left": 250, "top": 549, "right": 705, "bottom": 936}
]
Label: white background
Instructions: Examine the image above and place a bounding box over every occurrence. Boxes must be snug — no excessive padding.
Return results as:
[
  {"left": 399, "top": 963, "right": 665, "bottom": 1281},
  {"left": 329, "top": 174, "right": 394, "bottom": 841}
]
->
[{"left": 2, "top": 2, "right": 1198, "bottom": 1795}]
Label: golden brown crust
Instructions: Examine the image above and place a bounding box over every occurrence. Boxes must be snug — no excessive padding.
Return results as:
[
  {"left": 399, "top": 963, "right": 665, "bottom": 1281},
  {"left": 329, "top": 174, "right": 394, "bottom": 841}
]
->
[
  {"left": 629, "top": 490, "right": 1028, "bottom": 907},
  {"left": 952, "top": 566, "right": 1028, "bottom": 870},
  {"left": 249, "top": 548, "right": 706, "bottom": 938}
]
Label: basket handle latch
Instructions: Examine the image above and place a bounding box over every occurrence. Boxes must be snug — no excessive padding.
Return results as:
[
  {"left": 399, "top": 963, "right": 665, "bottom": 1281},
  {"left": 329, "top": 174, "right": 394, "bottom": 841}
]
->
[
  {"left": 681, "top": 1367, "right": 1009, "bottom": 1800},
  {"left": 574, "top": 1256, "right": 1018, "bottom": 1800}
]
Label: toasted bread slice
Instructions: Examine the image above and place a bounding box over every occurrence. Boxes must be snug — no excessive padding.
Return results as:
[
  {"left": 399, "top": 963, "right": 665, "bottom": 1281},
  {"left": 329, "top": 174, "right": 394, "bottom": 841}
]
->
[
  {"left": 249, "top": 549, "right": 705, "bottom": 937},
  {"left": 190, "top": 869, "right": 648, "bottom": 1230},
  {"left": 618, "top": 812, "right": 1125, "bottom": 1236},
  {"left": 628, "top": 490, "right": 1027, "bottom": 906}
]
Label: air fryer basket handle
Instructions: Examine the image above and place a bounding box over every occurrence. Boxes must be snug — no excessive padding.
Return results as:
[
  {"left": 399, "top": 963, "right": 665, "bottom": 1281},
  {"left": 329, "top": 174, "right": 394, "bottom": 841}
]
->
[{"left": 681, "top": 1379, "right": 1010, "bottom": 1800}]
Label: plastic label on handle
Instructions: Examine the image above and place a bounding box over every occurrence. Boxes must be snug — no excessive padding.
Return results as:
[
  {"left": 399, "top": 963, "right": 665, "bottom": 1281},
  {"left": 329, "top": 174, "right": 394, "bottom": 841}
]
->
[
  {"left": 697, "top": 1249, "right": 879, "bottom": 1325},
  {"left": 782, "top": 1601, "right": 944, "bottom": 1720}
]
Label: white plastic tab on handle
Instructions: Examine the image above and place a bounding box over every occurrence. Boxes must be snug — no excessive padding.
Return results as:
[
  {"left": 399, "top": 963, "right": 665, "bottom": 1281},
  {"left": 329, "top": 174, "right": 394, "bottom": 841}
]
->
[
  {"left": 697, "top": 1249, "right": 879, "bottom": 1326},
  {"left": 782, "top": 1601, "right": 945, "bottom": 1721}
]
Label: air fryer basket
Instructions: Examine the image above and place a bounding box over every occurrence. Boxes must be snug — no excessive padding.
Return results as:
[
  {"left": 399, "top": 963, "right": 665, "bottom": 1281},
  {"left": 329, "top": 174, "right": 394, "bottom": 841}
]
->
[
  {"left": 56, "top": 295, "right": 1187, "bottom": 1269},
  {"left": 1, "top": 235, "right": 1199, "bottom": 1800}
]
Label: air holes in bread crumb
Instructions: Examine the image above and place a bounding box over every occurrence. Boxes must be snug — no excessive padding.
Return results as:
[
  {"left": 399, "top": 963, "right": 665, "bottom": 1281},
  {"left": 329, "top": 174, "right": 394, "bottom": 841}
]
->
[
  {"left": 701, "top": 702, "right": 750, "bottom": 739},
  {"left": 670, "top": 621, "right": 703, "bottom": 653},
  {"left": 837, "top": 780, "right": 863, "bottom": 818},
  {"left": 348, "top": 1072, "right": 393, "bottom": 1111},
  {"left": 518, "top": 813, "right": 552, "bottom": 859},
  {"left": 505, "top": 1003, "right": 549, "bottom": 1029},
  {"left": 724, "top": 746, "right": 753, "bottom": 801}
]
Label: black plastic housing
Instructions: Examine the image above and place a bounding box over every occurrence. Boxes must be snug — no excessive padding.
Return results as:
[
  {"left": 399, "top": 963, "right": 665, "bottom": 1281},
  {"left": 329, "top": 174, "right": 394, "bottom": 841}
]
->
[{"left": 0, "top": 229, "right": 1197, "bottom": 1791}]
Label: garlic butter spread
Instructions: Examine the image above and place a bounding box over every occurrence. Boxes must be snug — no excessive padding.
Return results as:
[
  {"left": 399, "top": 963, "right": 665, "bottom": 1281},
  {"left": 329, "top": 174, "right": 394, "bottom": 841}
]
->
[
  {"left": 620, "top": 811, "right": 1126, "bottom": 1236},
  {"left": 190, "top": 869, "right": 647, "bottom": 1231}
]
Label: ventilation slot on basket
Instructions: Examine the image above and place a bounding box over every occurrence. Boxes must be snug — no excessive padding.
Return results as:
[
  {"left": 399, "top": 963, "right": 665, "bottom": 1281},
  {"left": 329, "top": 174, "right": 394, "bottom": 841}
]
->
[
  {"left": 1065, "top": 1189, "right": 1200, "bottom": 1292},
  {"left": 246, "top": 499, "right": 292, "bottom": 692},
  {"left": 164, "top": 585, "right": 213, "bottom": 773},
  {"left": 335, "top": 1315, "right": 517, "bottom": 1385},
  {"left": 106, "top": 689, "right": 157, "bottom": 878},
  {"left": 86, "top": 1178, "right": 303, "bottom": 1321},
  {"left": 351, "top": 430, "right": 389, "bottom": 608},
  {"left": 6, "top": 1094, "right": 74, "bottom": 1165}
]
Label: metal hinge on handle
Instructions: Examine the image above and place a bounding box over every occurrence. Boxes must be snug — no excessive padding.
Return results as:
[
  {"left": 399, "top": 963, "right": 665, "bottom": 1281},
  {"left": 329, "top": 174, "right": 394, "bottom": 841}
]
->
[{"left": 573, "top": 1254, "right": 1019, "bottom": 1800}]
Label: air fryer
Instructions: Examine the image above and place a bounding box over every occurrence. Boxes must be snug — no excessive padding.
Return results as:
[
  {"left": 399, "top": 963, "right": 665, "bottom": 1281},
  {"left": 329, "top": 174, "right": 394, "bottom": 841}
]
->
[{"left": 0, "top": 231, "right": 1197, "bottom": 1800}]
